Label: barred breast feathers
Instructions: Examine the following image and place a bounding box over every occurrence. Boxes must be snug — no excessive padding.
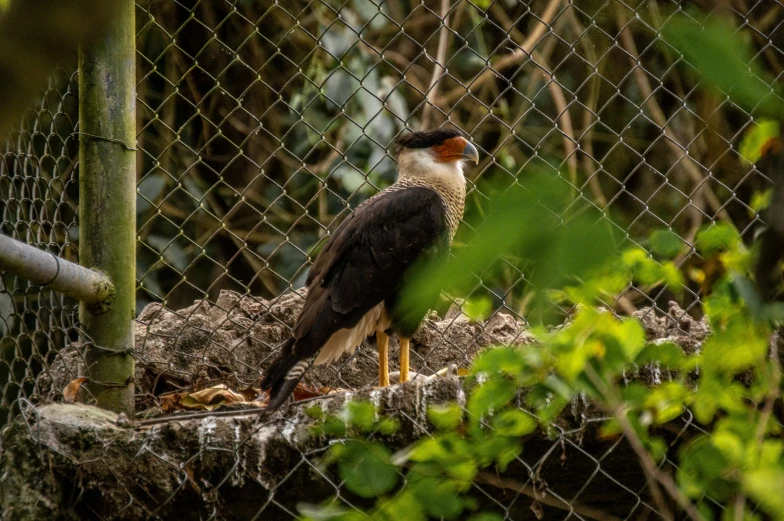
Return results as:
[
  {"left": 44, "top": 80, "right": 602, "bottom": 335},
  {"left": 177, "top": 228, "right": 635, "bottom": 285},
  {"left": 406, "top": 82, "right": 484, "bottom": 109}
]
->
[{"left": 362, "top": 147, "right": 466, "bottom": 239}]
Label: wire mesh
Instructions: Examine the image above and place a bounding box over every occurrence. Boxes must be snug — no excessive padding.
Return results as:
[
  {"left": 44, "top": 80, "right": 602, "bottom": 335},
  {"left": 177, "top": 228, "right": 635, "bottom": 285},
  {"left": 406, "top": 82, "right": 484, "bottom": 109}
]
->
[
  {"left": 1, "top": 0, "right": 783, "bottom": 519},
  {"left": 0, "top": 68, "right": 82, "bottom": 425},
  {"left": 130, "top": 0, "right": 779, "bottom": 396}
]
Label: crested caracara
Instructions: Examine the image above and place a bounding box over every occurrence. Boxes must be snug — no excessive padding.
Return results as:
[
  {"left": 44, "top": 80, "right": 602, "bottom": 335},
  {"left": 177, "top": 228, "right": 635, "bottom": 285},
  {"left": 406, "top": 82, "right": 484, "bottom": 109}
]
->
[{"left": 260, "top": 128, "right": 478, "bottom": 413}]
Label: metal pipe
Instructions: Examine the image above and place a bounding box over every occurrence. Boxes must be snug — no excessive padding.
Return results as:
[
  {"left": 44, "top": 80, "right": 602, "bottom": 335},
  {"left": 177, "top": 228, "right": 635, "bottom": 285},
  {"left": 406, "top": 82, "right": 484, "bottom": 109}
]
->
[
  {"left": 78, "top": 0, "right": 136, "bottom": 415},
  {"left": 0, "top": 233, "right": 114, "bottom": 303}
]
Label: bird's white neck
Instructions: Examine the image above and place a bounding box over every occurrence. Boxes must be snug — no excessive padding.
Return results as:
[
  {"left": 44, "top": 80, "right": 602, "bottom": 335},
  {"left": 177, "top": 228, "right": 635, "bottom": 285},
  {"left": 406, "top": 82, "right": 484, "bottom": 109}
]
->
[{"left": 391, "top": 148, "right": 467, "bottom": 238}]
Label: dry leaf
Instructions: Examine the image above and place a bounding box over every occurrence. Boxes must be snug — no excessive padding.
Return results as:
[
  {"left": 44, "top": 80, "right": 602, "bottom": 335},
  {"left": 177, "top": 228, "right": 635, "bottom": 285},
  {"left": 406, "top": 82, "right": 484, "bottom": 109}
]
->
[
  {"left": 62, "top": 377, "right": 88, "bottom": 403},
  {"left": 292, "top": 384, "right": 321, "bottom": 401},
  {"left": 238, "top": 385, "right": 261, "bottom": 402},
  {"left": 158, "top": 383, "right": 325, "bottom": 413},
  {"left": 158, "top": 392, "right": 183, "bottom": 412},
  {"left": 184, "top": 464, "right": 201, "bottom": 494},
  {"left": 530, "top": 499, "right": 544, "bottom": 520},
  {"left": 252, "top": 389, "right": 269, "bottom": 406},
  {"left": 180, "top": 386, "right": 246, "bottom": 411},
  {"left": 158, "top": 385, "right": 247, "bottom": 412},
  {"left": 318, "top": 387, "right": 346, "bottom": 395},
  {"left": 251, "top": 383, "right": 326, "bottom": 405}
]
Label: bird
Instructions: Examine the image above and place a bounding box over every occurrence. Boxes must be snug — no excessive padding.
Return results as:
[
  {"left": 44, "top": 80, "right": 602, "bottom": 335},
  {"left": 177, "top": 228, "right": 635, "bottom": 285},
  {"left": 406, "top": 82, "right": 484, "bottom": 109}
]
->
[{"left": 259, "top": 128, "right": 479, "bottom": 413}]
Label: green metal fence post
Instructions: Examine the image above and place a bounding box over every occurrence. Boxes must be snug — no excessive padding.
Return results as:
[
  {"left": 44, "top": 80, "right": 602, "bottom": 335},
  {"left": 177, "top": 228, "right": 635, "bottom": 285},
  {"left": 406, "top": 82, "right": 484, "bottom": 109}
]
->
[{"left": 78, "top": 0, "right": 136, "bottom": 415}]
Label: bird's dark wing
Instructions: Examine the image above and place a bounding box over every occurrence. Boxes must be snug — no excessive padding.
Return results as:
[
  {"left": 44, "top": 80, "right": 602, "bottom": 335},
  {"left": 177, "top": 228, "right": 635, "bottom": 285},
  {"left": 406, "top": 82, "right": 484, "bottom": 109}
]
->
[
  {"left": 295, "top": 185, "right": 448, "bottom": 345},
  {"left": 260, "top": 186, "right": 449, "bottom": 409}
]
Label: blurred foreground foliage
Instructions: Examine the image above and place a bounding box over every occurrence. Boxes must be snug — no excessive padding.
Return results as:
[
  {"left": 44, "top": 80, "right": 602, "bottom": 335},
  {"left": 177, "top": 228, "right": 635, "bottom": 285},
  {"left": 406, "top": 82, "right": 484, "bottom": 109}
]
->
[
  {"left": 301, "top": 215, "right": 783, "bottom": 521},
  {"left": 0, "top": 0, "right": 116, "bottom": 138},
  {"left": 399, "top": 171, "right": 617, "bottom": 328},
  {"left": 299, "top": 15, "right": 784, "bottom": 517}
]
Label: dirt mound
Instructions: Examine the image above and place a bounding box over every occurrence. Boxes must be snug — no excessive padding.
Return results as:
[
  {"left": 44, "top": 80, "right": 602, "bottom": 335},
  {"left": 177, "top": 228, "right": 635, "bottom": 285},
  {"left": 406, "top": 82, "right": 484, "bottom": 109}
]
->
[{"left": 43, "top": 291, "right": 535, "bottom": 409}]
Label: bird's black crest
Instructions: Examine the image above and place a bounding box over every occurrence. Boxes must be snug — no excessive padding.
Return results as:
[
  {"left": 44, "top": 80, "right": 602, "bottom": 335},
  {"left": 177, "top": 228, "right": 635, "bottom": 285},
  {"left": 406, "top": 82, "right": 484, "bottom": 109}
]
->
[{"left": 394, "top": 128, "right": 463, "bottom": 154}]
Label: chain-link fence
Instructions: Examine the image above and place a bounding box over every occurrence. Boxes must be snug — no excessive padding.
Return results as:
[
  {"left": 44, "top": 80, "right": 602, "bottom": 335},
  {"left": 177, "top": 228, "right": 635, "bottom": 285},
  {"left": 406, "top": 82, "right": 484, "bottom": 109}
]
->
[
  {"left": 0, "top": 68, "right": 82, "bottom": 426},
  {"left": 2, "top": 0, "right": 783, "bottom": 519}
]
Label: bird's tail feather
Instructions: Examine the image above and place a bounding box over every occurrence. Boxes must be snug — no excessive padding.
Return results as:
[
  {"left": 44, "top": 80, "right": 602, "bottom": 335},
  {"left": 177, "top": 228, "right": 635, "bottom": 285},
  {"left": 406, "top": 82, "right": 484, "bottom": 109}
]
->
[{"left": 260, "top": 338, "right": 312, "bottom": 413}]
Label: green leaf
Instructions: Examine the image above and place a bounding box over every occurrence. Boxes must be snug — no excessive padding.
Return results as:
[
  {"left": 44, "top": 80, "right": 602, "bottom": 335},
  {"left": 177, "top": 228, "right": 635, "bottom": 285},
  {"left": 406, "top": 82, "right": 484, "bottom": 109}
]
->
[
  {"left": 712, "top": 430, "right": 744, "bottom": 465},
  {"left": 428, "top": 405, "right": 463, "bottom": 431},
  {"left": 621, "top": 382, "right": 650, "bottom": 408},
  {"left": 636, "top": 341, "right": 686, "bottom": 368},
  {"left": 692, "top": 380, "right": 733, "bottom": 424},
  {"left": 468, "top": 377, "right": 516, "bottom": 418},
  {"left": 336, "top": 441, "right": 399, "bottom": 498},
  {"left": 693, "top": 376, "right": 751, "bottom": 423},
  {"left": 491, "top": 409, "right": 537, "bottom": 437},
  {"left": 405, "top": 436, "right": 478, "bottom": 487},
  {"left": 758, "top": 439, "right": 784, "bottom": 467},
  {"left": 444, "top": 458, "right": 479, "bottom": 483},
  {"left": 702, "top": 315, "right": 768, "bottom": 374},
  {"left": 344, "top": 401, "right": 376, "bottom": 432},
  {"left": 678, "top": 437, "right": 733, "bottom": 501},
  {"left": 495, "top": 438, "right": 522, "bottom": 471},
  {"left": 462, "top": 296, "right": 493, "bottom": 322},
  {"left": 744, "top": 469, "right": 784, "bottom": 521},
  {"left": 411, "top": 476, "right": 468, "bottom": 520},
  {"left": 375, "top": 489, "right": 427, "bottom": 521},
  {"left": 525, "top": 382, "right": 569, "bottom": 422},
  {"left": 377, "top": 417, "right": 400, "bottom": 435},
  {"left": 541, "top": 374, "right": 574, "bottom": 401},
  {"left": 305, "top": 405, "right": 324, "bottom": 419},
  {"left": 649, "top": 229, "right": 683, "bottom": 258},
  {"left": 644, "top": 382, "right": 690, "bottom": 424},
  {"left": 749, "top": 189, "right": 773, "bottom": 214},
  {"left": 407, "top": 434, "right": 474, "bottom": 469},
  {"left": 733, "top": 275, "right": 765, "bottom": 319},
  {"left": 471, "top": 430, "right": 522, "bottom": 471},
  {"left": 662, "top": 15, "right": 784, "bottom": 117},
  {"left": 407, "top": 438, "right": 452, "bottom": 463},
  {"left": 696, "top": 223, "right": 740, "bottom": 255},
  {"left": 648, "top": 437, "right": 668, "bottom": 463},
  {"left": 471, "top": 0, "right": 492, "bottom": 9},
  {"left": 622, "top": 248, "right": 685, "bottom": 287},
  {"left": 739, "top": 120, "right": 781, "bottom": 164},
  {"left": 599, "top": 418, "right": 622, "bottom": 438},
  {"left": 319, "top": 416, "right": 348, "bottom": 437},
  {"left": 472, "top": 347, "right": 527, "bottom": 377},
  {"left": 617, "top": 319, "right": 647, "bottom": 361}
]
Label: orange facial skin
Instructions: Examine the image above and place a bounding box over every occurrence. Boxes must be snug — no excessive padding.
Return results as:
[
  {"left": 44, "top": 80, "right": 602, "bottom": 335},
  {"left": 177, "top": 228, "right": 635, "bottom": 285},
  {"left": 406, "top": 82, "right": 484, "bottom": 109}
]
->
[{"left": 432, "top": 136, "right": 469, "bottom": 162}]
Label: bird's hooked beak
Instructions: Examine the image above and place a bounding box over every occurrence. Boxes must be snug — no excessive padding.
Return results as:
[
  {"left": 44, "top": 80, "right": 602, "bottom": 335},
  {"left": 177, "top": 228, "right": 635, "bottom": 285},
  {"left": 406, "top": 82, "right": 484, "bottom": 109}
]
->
[{"left": 461, "top": 141, "right": 479, "bottom": 165}]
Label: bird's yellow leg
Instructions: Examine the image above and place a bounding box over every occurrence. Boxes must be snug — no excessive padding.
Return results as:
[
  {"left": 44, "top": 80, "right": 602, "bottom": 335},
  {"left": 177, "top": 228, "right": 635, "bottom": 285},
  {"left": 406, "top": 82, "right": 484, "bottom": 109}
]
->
[
  {"left": 399, "top": 337, "right": 409, "bottom": 383},
  {"left": 377, "top": 331, "right": 390, "bottom": 387}
]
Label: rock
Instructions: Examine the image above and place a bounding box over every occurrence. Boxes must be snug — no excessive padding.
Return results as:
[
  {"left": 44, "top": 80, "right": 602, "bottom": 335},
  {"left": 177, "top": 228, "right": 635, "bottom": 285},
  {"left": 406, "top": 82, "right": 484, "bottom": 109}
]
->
[
  {"left": 633, "top": 301, "right": 709, "bottom": 355},
  {"left": 1, "top": 373, "right": 672, "bottom": 521},
  {"left": 413, "top": 307, "right": 535, "bottom": 375},
  {"left": 1, "top": 378, "right": 467, "bottom": 521}
]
